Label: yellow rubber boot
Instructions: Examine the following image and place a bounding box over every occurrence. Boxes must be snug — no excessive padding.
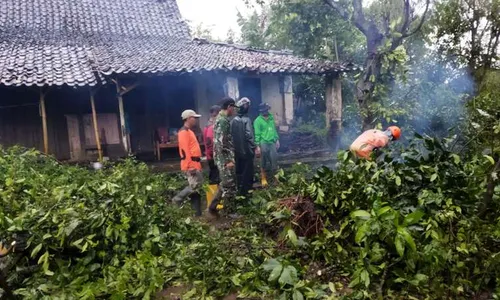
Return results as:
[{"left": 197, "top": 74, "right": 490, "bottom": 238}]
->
[
  {"left": 206, "top": 184, "right": 224, "bottom": 211},
  {"left": 206, "top": 184, "right": 218, "bottom": 208},
  {"left": 261, "top": 169, "right": 268, "bottom": 187}
]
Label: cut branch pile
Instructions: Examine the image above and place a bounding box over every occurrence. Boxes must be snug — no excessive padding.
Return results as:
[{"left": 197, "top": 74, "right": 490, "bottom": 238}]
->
[{"left": 278, "top": 196, "right": 324, "bottom": 238}]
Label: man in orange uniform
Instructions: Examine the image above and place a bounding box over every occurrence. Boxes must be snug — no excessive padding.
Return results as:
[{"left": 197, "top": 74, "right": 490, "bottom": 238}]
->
[
  {"left": 350, "top": 126, "right": 401, "bottom": 159},
  {"left": 172, "top": 109, "right": 203, "bottom": 216}
]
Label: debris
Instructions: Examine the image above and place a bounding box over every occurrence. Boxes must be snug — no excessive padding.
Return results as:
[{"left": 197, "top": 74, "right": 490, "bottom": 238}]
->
[{"left": 278, "top": 196, "right": 324, "bottom": 238}]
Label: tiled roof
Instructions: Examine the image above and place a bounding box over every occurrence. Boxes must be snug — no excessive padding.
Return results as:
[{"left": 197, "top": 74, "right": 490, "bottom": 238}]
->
[
  {"left": 0, "top": 0, "right": 356, "bottom": 87},
  {"left": 95, "top": 37, "right": 357, "bottom": 75}
]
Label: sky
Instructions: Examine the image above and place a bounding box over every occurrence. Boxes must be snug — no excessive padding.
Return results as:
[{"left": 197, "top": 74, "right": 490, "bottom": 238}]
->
[{"left": 176, "top": 0, "right": 252, "bottom": 40}]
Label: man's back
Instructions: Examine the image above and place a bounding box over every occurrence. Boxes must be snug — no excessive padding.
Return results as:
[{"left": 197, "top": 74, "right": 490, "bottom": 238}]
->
[
  {"left": 214, "top": 112, "right": 234, "bottom": 166},
  {"left": 231, "top": 114, "right": 255, "bottom": 158},
  {"left": 350, "top": 129, "right": 390, "bottom": 159}
]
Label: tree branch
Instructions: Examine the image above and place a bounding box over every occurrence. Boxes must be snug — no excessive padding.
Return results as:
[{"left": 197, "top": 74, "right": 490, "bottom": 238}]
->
[
  {"left": 400, "top": 0, "right": 412, "bottom": 34},
  {"left": 352, "top": 0, "right": 371, "bottom": 35},
  {"left": 383, "top": 11, "right": 391, "bottom": 36},
  {"left": 324, "top": 0, "right": 372, "bottom": 36},
  {"left": 323, "top": 0, "right": 350, "bottom": 21},
  {"left": 402, "top": 0, "right": 431, "bottom": 38}
]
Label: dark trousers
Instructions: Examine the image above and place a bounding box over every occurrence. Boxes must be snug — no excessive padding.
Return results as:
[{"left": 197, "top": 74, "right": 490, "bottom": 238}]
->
[
  {"left": 208, "top": 159, "right": 220, "bottom": 184},
  {"left": 235, "top": 155, "right": 254, "bottom": 198}
]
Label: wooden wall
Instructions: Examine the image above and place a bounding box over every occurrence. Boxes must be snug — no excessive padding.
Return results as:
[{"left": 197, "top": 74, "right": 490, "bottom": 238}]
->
[
  {"left": 0, "top": 74, "right": 198, "bottom": 162},
  {"left": 0, "top": 88, "right": 44, "bottom": 153}
]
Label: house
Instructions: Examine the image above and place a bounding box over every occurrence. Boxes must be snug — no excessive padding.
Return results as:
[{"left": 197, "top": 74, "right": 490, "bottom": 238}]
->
[{"left": 0, "top": 0, "right": 355, "bottom": 162}]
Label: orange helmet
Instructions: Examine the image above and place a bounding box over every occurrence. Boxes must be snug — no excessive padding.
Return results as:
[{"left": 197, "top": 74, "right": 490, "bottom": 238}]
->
[{"left": 387, "top": 126, "right": 401, "bottom": 140}]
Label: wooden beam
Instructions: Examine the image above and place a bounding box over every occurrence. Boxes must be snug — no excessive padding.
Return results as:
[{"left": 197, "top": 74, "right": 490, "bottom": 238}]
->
[
  {"left": 39, "top": 89, "right": 49, "bottom": 154},
  {"left": 90, "top": 90, "right": 103, "bottom": 162},
  {"left": 111, "top": 78, "right": 140, "bottom": 96},
  {"left": 115, "top": 79, "right": 130, "bottom": 154},
  {"left": 120, "top": 82, "right": 139, "bottom": 96}
]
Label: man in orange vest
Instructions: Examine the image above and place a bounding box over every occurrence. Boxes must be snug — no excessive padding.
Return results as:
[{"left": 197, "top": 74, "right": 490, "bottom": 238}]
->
[
  {"left": 350, "top": 126, "right": 401, "bottom": 159},
  {"left": 172, "top": 109, "right": 203, "bottom": 216}
]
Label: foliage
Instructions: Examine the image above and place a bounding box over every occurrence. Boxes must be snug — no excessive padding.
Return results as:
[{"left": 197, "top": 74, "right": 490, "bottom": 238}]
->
[
  {"left": 259, "top": 135, "right": 500, "bottom": 299},
  {"left": 432, "top": 0, "right": 500, "bottom": 83},
  {"left": 2, "top": 133, "right": 500, "bottom": 299},
  {"left": 0, "top": 147, "right": 184, "bottom": 298},
  {"left": 0, "top": 147, "right": 327, "bottom": 299},
  {"left": 465, "top": 69, "right": 500, "bottom": 155}
]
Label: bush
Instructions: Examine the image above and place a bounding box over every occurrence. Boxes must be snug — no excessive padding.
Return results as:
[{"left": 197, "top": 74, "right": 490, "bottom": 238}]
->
[
  {"left": 263, "top": 135, "right": 500, "bottom": 299},
  {"left": 0, "top": 147, "right": 322, "bottom": 299},
  {"left": 0, "top": 147, "right": 191, "bottom": 298}
]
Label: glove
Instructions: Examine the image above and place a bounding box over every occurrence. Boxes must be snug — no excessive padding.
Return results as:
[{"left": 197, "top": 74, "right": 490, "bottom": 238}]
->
[{"left": 12, "top": 232, "right": 28, "bottom": 252}]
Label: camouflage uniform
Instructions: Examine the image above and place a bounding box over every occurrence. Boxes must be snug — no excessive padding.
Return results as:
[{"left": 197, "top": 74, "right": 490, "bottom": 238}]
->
[{"left": 213, "top": 110, "right": 237, "bottom": 214}]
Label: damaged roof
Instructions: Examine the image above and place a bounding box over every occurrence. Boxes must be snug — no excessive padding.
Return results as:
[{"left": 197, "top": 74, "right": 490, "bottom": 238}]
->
[{"left": 0, "top": 0, "right": 356, "bottom": 87}]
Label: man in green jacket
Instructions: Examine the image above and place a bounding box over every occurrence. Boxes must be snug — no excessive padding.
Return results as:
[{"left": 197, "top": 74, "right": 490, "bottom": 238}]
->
[{"left": 254, "top": 103, "right": 279, "bottom": 185}]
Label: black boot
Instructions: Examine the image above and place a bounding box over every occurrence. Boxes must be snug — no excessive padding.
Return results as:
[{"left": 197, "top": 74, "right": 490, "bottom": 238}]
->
[{"left": 190, "top": 192, "right": 202, "bottom": 217}]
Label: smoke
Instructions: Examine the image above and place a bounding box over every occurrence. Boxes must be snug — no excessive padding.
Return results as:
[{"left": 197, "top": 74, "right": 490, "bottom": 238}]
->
[{"left": 387, "top": 51, "right": 475, "bottom": 140}]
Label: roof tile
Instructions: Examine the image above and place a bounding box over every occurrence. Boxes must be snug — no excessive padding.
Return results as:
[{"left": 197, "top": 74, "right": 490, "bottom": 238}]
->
[{"left": 0, "top": 0, "right": 356, "bottom": 87}]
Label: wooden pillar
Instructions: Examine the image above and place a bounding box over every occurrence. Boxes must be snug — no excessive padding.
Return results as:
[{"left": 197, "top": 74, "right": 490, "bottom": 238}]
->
[
  {"left": 325, "top": 74, "right": 342, "bottom": 151},
  {"left": 90, "top": 90, "right": 103, "bottom": 162},
  {"left": 39, "top": 89, "right": 49, "bottom": 154},
  {"left": 113, "top": 79, "right": 139, "bottom": 155},
  {"left": 115, "top": 79, "right": 130, "bottom": 154},
  {"left": 282, "top": 76, "right": 294, "bottom": 125},
  {"left": 195, "top": 76, "right": 210, "bottom": 128}
]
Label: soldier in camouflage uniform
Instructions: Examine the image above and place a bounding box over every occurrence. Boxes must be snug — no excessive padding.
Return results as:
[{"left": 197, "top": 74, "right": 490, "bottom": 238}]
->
[{"left": 209, "top": 98, "right": 238, "bottom": 215}]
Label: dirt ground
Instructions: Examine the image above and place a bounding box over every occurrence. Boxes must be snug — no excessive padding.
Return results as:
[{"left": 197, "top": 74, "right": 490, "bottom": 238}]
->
[{"left": 149, "top": 149, "right": 335, "bottom": 174}]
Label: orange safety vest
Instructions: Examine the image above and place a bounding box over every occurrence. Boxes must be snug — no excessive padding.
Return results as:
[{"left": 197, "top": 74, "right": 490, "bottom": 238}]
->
[
  {"left": 178, "top": 126, "right": 202, "bottom": 171},
  {"left": 350, "top": 129, "right": 390, "bottom": 159}
]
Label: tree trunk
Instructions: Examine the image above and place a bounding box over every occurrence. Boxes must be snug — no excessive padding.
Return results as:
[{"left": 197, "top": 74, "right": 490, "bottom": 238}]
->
[{"left": 356, "top": 37, "right": 383, "bottom": 131}]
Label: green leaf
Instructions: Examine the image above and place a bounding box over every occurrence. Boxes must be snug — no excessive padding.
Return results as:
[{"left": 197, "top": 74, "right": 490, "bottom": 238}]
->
[
  {"left": 392, "top": 32, "right": 403, "bottom": 38},
  {"left": 262, "top": 259, "right": 281, "bottom": 272},
  {"left": 183, "top": 289, "right": 197, "bottom": 299},
  {"left": 484, "top": 155, "right": 495, "bottom": 165},
  {"left": 351, "top": 210, "right": 371, "bottom": 219},
  {"left": 64, "top": 219, "right": 81, "bottom": 236},
  {"left": 477, "top": 108, "right": 492, "bottom": 118},
  {"left": 395, "top": 235, "right": 405, "bottom": 257},
  {"left": 287, "top": 229, "right": 298, "bottom": 246},
  {"left": 404, "top": 210, "right": 424, "bottom": 226},
  {"left": 268, "top": 265, "right": 283, "bottom": 282},
  {"left": 329, "top": 282, "right": 336, "bottom": 293},
  {"left": 398, "top": 227, "right": 416, "bottom": 251},
  {"left": 395, "top": 176, "right": 402, "bottom": 186},
  {"left": 355, "top": 223, "right": 369, "bottom": 244},
  {"left": 279, "top": 266, "right": 298, "bottom": 286},
  {"left": 31, "top": 244, "right": 43, "bottom": 258},
  {"left": 430, "top": 174, "right": 438, "bottom": 182},
  {"left": 231, "top": 275, "right": 241, "bottom": 286},
  {"left": 360, "top": 269, "right": 370, "bottom": 287},
  {"left": 377, "top": 206, "right": 392, "bottom": 216},
  {"left": 293, "top": 290, "right": 304, "bottom": 300}
]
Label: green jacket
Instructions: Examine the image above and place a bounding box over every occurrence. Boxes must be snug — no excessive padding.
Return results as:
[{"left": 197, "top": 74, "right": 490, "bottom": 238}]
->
[{"left": 254, "top": 114, "right": 279, "bottom": 145}]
